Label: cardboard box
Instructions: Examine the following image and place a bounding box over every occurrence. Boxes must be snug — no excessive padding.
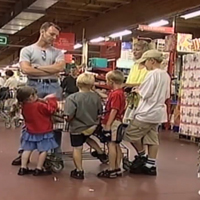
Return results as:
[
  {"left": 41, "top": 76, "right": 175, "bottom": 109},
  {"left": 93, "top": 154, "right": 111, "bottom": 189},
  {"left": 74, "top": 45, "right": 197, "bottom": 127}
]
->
[{"left": 165, "top": 33, "right": 192, "bottom": 52}]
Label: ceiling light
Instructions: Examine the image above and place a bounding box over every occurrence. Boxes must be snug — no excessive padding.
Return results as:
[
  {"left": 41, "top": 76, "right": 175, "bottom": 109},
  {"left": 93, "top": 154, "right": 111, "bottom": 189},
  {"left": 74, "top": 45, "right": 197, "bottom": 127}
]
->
[
  {"left": 74, "top": 43, "right": 82, "bottom": 49},
  {"left": 181, "top": 10, "right": 200, "bottom": 19},
  {"left": 61, "top": 50, "right": 67, "bottom": 53},
  {"left": 109, "top": 30, "right": 132, "bottom": 38},
  {"left": 148, "top": 20, "right": 169, "bottom": 27},
  {"left": 90, "top": 37, "right": 105, "bottom": 43}
]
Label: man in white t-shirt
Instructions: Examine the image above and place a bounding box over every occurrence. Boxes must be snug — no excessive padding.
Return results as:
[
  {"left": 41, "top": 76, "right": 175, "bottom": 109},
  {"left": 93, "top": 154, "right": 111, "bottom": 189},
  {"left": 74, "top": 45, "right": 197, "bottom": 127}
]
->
[{"left": 123, "top": 50, "right": 170, "bottom": 176}]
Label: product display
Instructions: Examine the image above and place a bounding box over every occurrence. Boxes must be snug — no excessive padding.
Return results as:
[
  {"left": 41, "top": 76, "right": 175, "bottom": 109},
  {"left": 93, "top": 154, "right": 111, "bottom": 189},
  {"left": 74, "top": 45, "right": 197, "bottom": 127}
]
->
[{"left": 179, "top": 53, "right": 200, "bottom": 137}]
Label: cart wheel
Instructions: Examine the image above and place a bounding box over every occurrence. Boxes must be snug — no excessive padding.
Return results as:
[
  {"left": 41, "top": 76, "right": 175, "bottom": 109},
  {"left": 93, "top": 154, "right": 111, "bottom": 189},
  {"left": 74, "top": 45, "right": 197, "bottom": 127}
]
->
[
  {"left": 5, "top": 121, "right": 11, "bottom": 129},
  {"left": 15, "top": 119, "right": 23, "bottom": 128},
  {"left": 51, "top": 161, "right": 64, "bottom": 173}
]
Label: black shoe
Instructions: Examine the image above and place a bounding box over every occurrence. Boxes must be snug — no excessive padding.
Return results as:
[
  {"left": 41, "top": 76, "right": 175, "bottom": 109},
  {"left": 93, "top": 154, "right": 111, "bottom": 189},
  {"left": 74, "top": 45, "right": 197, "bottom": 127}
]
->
[
  {"left": 123, "top": 157, "right": 132, "bottom": 171},
  {"left": 70, "top": 169, "right": 84, "bottom": 180},
  {"left": 115, "top": 168, "right": 123, "bottom": 177},
  {"left": 12, "top": 155, "right": 22, "bottom": 166},
  {"left": 130, "top": 156, "right": 147, "bottom": 174},
  {"left": 97, "top": 169, "right": 117, "bottom": 179},
  {"left": 141, "top": 165, "right": 157, "bottom": 176},
  {"left": 33, "top": 169, "right": 52, "bottom": 176},
  {"left": 18, "top": 168, "right": 34, "bottom": 176}
]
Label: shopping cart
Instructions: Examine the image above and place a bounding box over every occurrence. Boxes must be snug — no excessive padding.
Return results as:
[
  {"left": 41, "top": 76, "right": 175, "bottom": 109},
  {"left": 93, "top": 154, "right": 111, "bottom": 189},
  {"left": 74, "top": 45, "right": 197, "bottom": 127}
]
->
[
  {"left": 0, "top": 87, "right": 23, "bottom": 129},
  {"left": 44, "top": 100, "right": 130, "bottom": 173}
]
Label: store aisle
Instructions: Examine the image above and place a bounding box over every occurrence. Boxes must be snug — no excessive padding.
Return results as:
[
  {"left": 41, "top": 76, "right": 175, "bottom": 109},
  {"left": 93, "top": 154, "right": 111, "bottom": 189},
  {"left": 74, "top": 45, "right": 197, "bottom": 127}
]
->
[{"left": 0, "top": 123, "right": 199, "bottom": 200}]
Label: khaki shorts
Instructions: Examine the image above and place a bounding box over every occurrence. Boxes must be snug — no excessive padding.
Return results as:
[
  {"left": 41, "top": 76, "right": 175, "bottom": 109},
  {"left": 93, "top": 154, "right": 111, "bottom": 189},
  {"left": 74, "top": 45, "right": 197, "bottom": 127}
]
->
[
  {"left": 123, "top": 119, "right": 159, "bottom": 145},
  {"left": 102, "top": 120, "right": 121, "bottom": 142}
]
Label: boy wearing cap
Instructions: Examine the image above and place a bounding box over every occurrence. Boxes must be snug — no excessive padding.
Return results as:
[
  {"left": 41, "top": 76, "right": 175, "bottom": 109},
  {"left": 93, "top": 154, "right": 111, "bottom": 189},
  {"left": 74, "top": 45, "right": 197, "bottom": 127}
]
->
[{"left": 123, "top": 50, "right": 170, "bottom": 176}]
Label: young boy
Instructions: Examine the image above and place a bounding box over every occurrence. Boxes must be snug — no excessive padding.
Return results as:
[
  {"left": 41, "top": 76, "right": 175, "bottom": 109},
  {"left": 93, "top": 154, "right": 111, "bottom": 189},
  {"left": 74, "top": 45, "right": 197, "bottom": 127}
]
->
[
  {"left": 98, "top": 70, "right": 126, "bottom": 179},
  {"left": 64, "top": 73, "right": 106, "bottom": 180}
]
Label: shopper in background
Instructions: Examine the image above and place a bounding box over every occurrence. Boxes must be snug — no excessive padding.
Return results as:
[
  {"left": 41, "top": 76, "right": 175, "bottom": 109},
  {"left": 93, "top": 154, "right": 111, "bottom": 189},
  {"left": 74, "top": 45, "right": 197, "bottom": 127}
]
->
[
  {"left": 12, "top": 22, "right": 65, "bottom": 166},
  {"left": 0, "top": 72, "right": 5, "bottom": 87},
  {"left": 61, "top": 66, "right": 79, "bottom": 97},
  {"left": 123, "top": 50, "right": 170, "bottom": 176},
  {"left": 124, "top": 40, "right": 150, "bottom": 122},
  {"left": 4, "top": 70, "right": 18, "bottom": 89}
]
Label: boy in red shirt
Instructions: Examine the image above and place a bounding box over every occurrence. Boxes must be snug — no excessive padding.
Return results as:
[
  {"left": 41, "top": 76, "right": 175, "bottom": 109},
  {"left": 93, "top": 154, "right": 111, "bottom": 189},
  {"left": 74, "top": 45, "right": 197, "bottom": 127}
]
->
[{"left": 98, "top": 70, "right": 126, "bottom": 178}]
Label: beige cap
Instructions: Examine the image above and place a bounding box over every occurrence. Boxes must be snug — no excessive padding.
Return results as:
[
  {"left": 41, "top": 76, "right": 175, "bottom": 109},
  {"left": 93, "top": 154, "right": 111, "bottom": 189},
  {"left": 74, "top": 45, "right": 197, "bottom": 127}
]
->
[{"left": 136, "top": 49, "right": 163, "bottom": 64}]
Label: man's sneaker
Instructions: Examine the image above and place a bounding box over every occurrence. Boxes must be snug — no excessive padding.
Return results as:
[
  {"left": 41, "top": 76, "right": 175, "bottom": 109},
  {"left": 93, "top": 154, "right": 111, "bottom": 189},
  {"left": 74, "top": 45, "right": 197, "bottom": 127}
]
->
[
  {"left": 141, "top": 165, "right": 157, "bottom": 176},
  {"left": 70, "top": 169, "right": 84, "bottom": 180},
  {"left": 130, "top": 156, "right": 147, "bottom": 174},
  {"left": 18, "top": 168, "right": 34, "bottom": 176}
]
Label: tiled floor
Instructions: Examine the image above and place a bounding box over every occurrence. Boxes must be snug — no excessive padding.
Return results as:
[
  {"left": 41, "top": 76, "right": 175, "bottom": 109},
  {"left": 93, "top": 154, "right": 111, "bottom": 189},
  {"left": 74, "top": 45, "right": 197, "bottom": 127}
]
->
[{"left": 0, "top": 123, "right": 199, "bottom": 200}]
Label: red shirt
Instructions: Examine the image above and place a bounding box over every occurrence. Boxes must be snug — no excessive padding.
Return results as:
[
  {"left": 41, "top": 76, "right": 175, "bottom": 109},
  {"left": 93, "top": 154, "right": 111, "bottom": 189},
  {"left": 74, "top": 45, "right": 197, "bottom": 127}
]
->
[
  {"left": 22, "top": 97, "right": 58, "bottom": 134},
  {"left": 102, "top": 88, "right": 126, "bottom": 125}
]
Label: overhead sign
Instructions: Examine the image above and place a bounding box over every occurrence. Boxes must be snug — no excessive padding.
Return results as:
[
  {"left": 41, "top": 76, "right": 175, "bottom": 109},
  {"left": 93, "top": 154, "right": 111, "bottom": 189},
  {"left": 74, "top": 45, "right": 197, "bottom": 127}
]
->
[
  {"left": 100, "top": 41, "right": 121, "bottom": 59},
  {"left": 138, "top": 25, "right": 174, "bottom": 34},
  {"left": 54, "top": 32, "right": 75, "bottom": 51},
  {"left": 0, "top": 35, "right": 8, "bottom": 45}
]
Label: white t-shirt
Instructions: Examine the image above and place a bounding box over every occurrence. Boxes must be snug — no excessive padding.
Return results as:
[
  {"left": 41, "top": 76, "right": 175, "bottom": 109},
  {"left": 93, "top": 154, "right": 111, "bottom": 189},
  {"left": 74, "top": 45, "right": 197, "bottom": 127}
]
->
[{"left": 134, "top": 68, "right": 170, "bottom": 124}]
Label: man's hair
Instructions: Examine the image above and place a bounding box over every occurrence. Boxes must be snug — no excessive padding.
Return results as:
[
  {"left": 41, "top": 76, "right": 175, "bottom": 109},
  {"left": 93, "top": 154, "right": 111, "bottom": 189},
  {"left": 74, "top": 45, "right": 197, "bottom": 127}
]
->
[
  {"left": 40, "top": 22, "right": 61, "bottom": 32},
  {"left": 76, "top": 73, "right": 95, "bottom": 89},
  {"left": 106, "top": 70, "right": 125, "bottom": 84},
  {"left": 16, "top": 86, "right": 37, "bottom": 103},
  {"left": 5, "top": 69, "right": 14, "bottom": 77}
]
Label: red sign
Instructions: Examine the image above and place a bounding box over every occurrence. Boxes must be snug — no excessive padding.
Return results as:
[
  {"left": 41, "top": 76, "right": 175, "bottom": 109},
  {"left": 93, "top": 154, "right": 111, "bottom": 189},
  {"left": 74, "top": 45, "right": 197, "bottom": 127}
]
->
[
  {"left": 138, "top": 25, "right": 174, "bottom": 34},
  {"left": 54, "top": 32, "right": 75, "bottom": 51},
  {"left": 100, "top": 41, "right": 121, "bottom": 59},
  {"left": 64, "top": 54, "right": 73, "bottom": 63}
]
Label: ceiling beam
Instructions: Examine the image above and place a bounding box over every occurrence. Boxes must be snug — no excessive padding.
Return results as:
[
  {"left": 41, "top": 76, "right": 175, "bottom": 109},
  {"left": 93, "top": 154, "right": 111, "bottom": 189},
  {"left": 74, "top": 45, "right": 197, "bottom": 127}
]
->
[
  {"left": 0, "top": 0, "right": 38, "bottom": 28},
  {"left": 69, "top": 0, "right": 200, "bottom": 40}
]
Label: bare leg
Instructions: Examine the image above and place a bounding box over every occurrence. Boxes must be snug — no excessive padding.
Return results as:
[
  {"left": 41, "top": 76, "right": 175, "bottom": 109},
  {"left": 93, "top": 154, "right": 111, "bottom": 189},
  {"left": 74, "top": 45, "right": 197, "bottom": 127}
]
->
[
  {"left": 37, "top": 152, "right": 47, "bottom": 170},
  {"left": 116, "top": 144, "right": 122, "bottom": 169},
  {"left": 21, "top": 151, "right": 32, "bottom": 168},
  {"left": 108, "top": 142, "right": 117, "bottom": 170},
  {"left": 132, "top": 139, "right": 145, "bottom": 153},
  {"left": 73, "top": 147, "right": 83, "bottom": 171},
  {"left": 86, "top": 138, "right": 103, "bottom": 154},
  {"left": 148, "top": 145, "right": 158, "bottom": 159}
]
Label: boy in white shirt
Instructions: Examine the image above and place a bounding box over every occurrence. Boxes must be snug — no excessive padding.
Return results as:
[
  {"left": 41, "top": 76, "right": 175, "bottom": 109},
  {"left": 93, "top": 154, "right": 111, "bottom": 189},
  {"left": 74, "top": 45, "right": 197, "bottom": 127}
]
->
[{"left": 123, "top": 50, "right": 170, "bottom": 176}]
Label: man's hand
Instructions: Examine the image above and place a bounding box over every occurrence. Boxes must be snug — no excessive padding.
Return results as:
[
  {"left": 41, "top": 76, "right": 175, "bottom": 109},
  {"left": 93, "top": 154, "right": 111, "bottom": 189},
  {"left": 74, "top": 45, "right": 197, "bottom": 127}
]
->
[
  {"left": 132, "top": 87, "right": 139, "bottom": 94},
  {"left": 104, "top": 125, "right": 111, "bottom": 131}
]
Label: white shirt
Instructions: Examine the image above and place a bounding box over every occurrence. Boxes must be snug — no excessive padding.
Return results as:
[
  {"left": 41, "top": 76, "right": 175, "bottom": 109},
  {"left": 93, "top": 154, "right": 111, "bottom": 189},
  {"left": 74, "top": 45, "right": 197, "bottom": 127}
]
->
[
  {"left": 4, "top": 76, "right": 18, "bottom": 89},
  {"left": 0, "top": 77, "right": 4, "bottom": 87},
  {"left": 134, "top": 68, "right": 170, "bottom": 124}
]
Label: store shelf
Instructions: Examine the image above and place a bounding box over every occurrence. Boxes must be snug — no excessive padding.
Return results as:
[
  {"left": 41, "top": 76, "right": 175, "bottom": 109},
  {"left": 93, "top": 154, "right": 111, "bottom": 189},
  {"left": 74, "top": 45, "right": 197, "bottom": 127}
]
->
[
  {"left": 95, "top": 84, "right": 110, "bottom": 90},
  {"left": 92, "top": 67, "right": 113, "bottom": 72},
  {"left": 96, "top": 76, "right": 106, "bottom": 81}
]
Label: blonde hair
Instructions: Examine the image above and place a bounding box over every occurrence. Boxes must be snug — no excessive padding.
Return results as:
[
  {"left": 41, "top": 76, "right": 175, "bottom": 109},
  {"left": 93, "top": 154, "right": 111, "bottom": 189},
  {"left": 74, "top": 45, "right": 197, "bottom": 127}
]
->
[
  {"left": 76, "top": 73, "right": 95, "bottom": 89},
  {"left": 106, "top": 70, "right": 124, "bottom": 84}
]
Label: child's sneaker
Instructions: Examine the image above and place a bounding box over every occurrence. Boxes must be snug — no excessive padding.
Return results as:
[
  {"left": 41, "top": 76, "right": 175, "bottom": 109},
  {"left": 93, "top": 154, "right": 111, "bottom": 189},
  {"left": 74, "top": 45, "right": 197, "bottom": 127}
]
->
[
  {"left": 18, "top": 168, "right": 34, "bottom": 176},
  {"left": 97, "top": 169, "right": 117, "bottom": 179},
  {"left": 115, "top": 168, "right": 123, "bottom": 177},
  {"left": 70, "top": 169, "right": 84, "bottom": 180},
  {"left": 91, "top": 151, "right": 108, "bottom": 164},
  {"left": 33, "top": 169, "right": 52, "bottom": 176}
]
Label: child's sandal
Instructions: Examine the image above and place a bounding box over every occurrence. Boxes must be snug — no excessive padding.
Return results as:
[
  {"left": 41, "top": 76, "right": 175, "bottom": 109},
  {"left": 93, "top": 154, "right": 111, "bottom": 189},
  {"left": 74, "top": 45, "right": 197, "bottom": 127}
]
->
[{"left": 97, "top": 169, "right": 117, "bottom": 179}]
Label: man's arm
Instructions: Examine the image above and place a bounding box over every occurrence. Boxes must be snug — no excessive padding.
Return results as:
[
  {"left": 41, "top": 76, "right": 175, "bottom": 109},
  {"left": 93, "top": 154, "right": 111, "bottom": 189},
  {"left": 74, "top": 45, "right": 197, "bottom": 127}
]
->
[
  {"left": 20, "top": 61, "right": 51, "bottom": 76},
  {"left": 37, "top": 50, "right": 65, "bottom": 74},
  {"left": 19, "top": 47, "right": 49, "bottom": 76},
  {"left": 37, "top": 61, "right": 65, "bottom": 74}
]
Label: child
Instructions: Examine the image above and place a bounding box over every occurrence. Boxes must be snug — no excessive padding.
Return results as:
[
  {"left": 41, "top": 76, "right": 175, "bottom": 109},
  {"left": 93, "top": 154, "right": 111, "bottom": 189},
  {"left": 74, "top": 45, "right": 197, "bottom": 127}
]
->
[
  {"left": 97, "top": 70, "right": 126, "bottom": 179},
  {"left": 16, "top": 86, "right": 58, "bottom": 176},
  {"left": 64, "top": 73, "right": 104, "bottom": 180}
]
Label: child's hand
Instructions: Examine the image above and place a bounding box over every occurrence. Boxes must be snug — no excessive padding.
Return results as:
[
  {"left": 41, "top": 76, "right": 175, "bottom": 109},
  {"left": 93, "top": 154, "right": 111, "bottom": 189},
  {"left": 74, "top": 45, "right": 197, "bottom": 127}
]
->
[{"left": 44, "top": 93, "right": 56, "bottom": 100}]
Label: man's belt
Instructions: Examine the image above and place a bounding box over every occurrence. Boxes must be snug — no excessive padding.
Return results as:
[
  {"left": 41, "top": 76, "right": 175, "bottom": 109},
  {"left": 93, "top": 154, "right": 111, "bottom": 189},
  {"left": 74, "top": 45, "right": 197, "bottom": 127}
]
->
[{"left": 28, "top": 79, "right": 58, "bottom": 84}]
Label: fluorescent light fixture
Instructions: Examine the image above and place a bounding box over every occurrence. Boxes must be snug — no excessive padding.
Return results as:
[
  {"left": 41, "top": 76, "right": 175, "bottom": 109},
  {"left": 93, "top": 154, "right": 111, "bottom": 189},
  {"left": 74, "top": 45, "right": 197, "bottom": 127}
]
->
[
  {"left": 90, "top": 37, "right": 105, "bottom": 43},
  {"left": 61, "top": 50, "right": 67, "bottom": 53},
  {"left": 149, "top": 20, "right": 169, "bottom": 27},
  {"left": 181, "top": 10, "right": 200, "bottom": 19},
  {"left": 109, "top": 30, "right": 132, "bottom": 38},
  {"left": 74, "top": 43, "right": 82, "bottom": 49}
]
